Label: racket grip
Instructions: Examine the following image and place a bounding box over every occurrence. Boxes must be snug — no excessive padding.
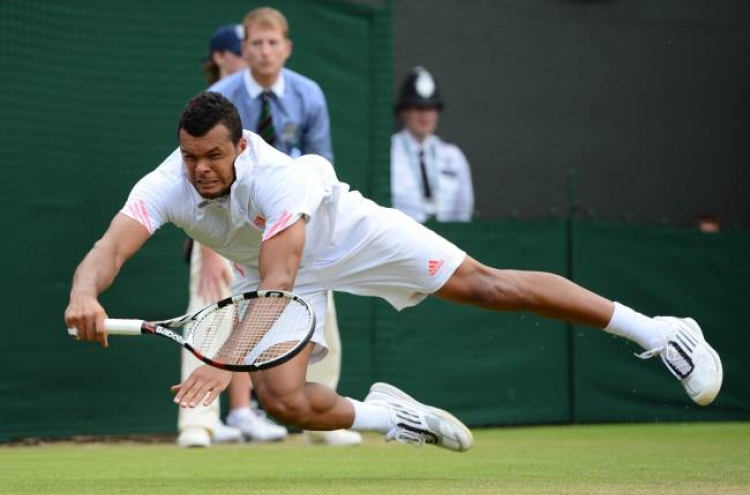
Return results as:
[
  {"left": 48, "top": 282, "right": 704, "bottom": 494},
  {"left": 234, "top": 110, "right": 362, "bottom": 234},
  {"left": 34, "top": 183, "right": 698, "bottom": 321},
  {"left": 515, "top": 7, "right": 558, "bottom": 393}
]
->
[
  {"left": 104, "top": 319, "right": 145, "bottom": 335},
  {"left": 66, "top": 319, "right": 145, "bottom": 337}
]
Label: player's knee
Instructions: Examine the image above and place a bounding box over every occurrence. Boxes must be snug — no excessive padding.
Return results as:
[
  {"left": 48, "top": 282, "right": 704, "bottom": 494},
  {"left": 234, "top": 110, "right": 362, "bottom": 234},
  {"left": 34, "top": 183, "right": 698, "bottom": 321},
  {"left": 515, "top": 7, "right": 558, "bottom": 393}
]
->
[{"left": 256, "top": 390, "right": 308, "bottom": 426}]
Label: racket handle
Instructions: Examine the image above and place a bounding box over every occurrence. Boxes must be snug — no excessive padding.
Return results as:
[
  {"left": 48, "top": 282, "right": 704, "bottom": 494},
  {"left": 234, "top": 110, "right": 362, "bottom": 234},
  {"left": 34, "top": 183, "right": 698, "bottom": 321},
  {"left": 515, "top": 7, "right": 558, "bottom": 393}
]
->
[
  {"left": 67, "top": 319, "right": 145, "bottom": 337},
  {"left": 105, "top": 319, "right": 146, "bottom": 335}
]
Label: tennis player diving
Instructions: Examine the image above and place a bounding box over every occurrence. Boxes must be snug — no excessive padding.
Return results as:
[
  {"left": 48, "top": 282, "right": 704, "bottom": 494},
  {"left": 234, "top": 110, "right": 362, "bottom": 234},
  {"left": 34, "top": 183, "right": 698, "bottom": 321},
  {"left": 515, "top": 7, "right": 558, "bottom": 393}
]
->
[{"left": 65, "top": 92, "right": 722, "bottom": 452}]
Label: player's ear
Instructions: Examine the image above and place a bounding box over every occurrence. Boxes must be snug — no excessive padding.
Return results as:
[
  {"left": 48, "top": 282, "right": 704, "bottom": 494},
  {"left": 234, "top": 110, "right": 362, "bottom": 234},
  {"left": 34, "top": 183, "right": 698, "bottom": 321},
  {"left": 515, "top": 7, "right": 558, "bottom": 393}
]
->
[{"left": 238, "top": 136, "right": 248, "bottom": 153}]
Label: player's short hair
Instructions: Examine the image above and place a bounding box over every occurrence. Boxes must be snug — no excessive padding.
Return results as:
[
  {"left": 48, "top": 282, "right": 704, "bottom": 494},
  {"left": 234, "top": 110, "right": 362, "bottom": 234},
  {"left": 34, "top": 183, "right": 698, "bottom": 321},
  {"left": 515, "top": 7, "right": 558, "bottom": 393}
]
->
[
  {"left": 243, "top": 7, "right": 289, "bottom": 38},
  {"left": 177, "top": 91, "right": 243, "bottom": 144}
]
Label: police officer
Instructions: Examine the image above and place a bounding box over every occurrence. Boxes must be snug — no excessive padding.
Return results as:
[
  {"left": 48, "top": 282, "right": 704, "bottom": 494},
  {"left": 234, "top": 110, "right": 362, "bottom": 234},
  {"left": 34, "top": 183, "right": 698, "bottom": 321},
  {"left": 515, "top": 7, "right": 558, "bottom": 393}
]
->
[{"left": 391, "top": 66, "right": 475, "bottom": 223}]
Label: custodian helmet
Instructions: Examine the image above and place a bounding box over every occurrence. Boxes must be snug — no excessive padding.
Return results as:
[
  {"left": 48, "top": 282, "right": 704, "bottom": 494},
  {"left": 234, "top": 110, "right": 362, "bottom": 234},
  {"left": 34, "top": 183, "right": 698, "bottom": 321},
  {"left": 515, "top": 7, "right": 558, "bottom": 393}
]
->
[{"left": 395, "top": 66, "right": 444, "bottom": 112}]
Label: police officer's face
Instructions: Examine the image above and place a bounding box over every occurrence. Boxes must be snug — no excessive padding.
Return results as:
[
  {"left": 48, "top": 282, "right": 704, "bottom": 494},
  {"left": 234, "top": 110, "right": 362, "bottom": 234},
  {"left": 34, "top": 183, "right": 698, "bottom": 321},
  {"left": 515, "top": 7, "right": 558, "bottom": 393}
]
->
[
  {"left": 243, "top": 22, "right": 292, "bottom": 85},
  {"left": 179, "top": 124, "right": 247, "bottom": 199},
  {"left": 402, "top": 107, "right": 440, "bottom": 141}
]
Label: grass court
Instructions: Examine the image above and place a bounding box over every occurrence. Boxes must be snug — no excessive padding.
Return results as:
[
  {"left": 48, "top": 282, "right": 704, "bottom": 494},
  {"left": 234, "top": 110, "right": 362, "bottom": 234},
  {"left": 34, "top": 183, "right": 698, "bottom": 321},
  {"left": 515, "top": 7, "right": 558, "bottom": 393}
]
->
[{"left": 1, "top": 422, "right": 748, "bottom": 495}]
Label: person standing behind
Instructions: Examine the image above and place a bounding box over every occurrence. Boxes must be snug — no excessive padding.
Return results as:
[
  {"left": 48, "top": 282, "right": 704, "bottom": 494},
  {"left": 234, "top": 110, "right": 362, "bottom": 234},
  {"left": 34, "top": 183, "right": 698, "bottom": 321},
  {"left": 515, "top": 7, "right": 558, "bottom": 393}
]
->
[
  {"left": 210, "top": 7, "right": 360, "bottom": 447},
  {"left": 178, "top": 23, "right": 289, "bottom": 448},
  {"left": 202, "top": 24, "right": 249, "bottom": 86},
  {"left": 210, "top": 8, "right": 331, "bottom": 160},
  {"left": 391, "top": 66, "right": 474, "bottom": 223}
]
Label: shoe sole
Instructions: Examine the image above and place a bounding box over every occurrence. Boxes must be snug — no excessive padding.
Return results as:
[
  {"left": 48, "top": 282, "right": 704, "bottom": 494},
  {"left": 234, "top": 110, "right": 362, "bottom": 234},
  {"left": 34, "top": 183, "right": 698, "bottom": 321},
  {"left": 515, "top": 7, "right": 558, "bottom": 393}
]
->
[
  {"left": 367, "top": 382, "right": 474, "bottom": 452},
  {"left": 681, "top": 318, "right": 723, "bottom": 406},
  {"left": 659, "top": 317, "right": 723, "bottom": 406},
  {"left": 177, "top": 428, "right": 211, "bottom": 448}
]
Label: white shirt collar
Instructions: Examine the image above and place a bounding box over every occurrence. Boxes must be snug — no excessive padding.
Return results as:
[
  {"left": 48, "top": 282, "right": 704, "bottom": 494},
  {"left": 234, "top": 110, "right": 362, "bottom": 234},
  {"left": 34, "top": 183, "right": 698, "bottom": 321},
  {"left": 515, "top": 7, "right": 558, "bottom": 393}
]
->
[
  {"left": 243, "top": 69, "right": 285, "bottom": 99},
  {"left": 401, "top": 129, "right": 437, "bottom": 153}
]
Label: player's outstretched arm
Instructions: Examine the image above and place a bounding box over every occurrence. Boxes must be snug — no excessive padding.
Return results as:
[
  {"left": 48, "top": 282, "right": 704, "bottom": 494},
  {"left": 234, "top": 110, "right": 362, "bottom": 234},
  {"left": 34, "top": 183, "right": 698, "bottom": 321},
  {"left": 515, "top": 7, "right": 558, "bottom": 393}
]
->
[
  {"left": 258, "top": 218, "right": 306, "bottom": 291},
  {"left": 64, "top": 213, "right": 151, "bottom": 347}
]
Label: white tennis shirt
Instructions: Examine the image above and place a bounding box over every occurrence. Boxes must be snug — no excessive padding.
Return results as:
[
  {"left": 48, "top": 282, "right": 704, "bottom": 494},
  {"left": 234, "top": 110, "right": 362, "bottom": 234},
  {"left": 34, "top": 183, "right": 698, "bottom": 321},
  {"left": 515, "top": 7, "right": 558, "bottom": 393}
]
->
[
  {"left": 122, "top": 131, "right": 357, "bottom": 277},
  {"left": 122, "top": 130, "right": 465, "bottom": 316}
]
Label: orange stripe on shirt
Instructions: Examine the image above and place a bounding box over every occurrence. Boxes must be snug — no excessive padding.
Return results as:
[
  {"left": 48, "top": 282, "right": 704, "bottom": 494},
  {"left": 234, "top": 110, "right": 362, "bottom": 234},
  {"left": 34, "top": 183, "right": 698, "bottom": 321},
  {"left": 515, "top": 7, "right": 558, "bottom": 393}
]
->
[
  {"left": 262, "top": 210, "right": 294, "bottom": 241},
  {"left": 127, "top": 200, "right": 153, "bottom": 234}
]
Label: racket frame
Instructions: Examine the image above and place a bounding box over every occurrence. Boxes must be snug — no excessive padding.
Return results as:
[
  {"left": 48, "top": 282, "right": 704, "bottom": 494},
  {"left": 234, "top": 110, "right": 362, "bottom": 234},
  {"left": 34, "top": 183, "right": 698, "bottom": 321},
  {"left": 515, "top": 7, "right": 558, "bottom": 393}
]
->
[{"left": 69, "top": 290, "right": 316, "bottom": 372}]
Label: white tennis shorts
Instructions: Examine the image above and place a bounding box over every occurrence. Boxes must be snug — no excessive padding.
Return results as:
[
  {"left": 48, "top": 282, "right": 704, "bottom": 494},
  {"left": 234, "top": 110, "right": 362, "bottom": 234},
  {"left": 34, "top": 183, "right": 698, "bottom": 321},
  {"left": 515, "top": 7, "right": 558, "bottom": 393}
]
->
[{"left": 234, "top": 200, "right": 466, "bottom": 362}]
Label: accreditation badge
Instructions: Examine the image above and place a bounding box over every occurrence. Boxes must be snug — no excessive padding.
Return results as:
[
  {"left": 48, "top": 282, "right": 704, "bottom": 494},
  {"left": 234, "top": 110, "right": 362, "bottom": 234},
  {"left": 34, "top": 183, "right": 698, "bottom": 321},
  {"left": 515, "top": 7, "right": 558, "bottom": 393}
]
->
[{"left": 281, "top": 123, "right": 298, "bottom": 144}]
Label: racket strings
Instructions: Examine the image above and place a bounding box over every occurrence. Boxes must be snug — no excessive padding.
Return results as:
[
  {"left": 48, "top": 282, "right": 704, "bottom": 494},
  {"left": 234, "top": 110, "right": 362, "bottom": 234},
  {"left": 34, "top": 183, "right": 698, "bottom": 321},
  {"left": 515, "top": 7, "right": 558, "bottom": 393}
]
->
[
  {"left": 191, "top": 297, "right": 312, "bottom": 367},
  {"left": 189, "top": 304, "right": 236, "bottom": 358}
]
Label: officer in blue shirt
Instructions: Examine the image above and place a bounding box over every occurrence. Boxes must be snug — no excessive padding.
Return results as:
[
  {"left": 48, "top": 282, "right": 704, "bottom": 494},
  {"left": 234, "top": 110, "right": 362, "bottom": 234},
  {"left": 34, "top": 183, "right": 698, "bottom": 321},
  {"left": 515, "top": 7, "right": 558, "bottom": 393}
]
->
[{"left": 210, "top": 8, "right": 332, "bottom": 161}]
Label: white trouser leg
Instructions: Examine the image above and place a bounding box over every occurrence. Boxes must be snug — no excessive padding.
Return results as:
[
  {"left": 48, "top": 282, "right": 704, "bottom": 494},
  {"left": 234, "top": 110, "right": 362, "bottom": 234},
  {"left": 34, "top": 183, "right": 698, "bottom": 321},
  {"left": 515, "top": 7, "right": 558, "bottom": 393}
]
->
[
  {"left": 306, "top": 291, "right": 341, "bottom": 388},
  {"left": 178, "top": 242, "right": 227, "bottom": 432},
  {"left": 178, "top": 348, "right": 220, "bottom": 432}
]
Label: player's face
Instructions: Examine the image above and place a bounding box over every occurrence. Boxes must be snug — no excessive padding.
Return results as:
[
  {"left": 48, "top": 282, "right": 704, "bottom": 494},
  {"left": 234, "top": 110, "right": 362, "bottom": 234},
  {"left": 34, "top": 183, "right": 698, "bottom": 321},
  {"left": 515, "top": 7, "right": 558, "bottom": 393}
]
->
[
  {"left": 179, "top": 124, "right": 246, "bottom": 199},
  {"left": 401, "top": 107, "right": 440, "bottom": 142},
  {"left": 243, "top": 22, "right": 292, "bottom": 85}
]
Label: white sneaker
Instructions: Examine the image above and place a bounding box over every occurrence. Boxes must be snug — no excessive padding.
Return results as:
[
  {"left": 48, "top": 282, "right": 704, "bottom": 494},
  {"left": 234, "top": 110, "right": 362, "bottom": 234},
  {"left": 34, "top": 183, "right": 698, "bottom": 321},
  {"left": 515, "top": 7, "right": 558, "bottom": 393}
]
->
[
  {"left": 226, "top": 406, "right": 288, "bottom": 442},
  {"left": 212, "top": 420, "right": 244, "bottom": 444},
  {"left": 177, "top": 426, "right": 211, "bottom": 448},
  {"left": 637, "top": 317, "right": 723, "bottom": 406},
  {"left": 304, "top": 429, "right": 363, "bottom": 447},
  {"left": 364, "top": 382, "right": 473, "bottom": 452}
]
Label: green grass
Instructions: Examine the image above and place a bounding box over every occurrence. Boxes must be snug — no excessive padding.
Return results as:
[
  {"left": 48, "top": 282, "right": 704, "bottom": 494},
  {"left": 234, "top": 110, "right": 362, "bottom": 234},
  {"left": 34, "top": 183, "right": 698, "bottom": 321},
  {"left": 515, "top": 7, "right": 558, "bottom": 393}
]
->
[{"left": 1, "top": 423, "right": 749, "bottom": 495}]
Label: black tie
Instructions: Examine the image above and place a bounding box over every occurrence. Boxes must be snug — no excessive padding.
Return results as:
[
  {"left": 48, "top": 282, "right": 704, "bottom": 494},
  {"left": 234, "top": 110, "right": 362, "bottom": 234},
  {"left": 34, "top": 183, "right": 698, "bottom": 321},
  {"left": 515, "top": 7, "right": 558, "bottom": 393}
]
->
[
  {"left": 257, "top": 91, "right": 277, "bottom": 145},
  {"left": 419, "top": 149, "right": 432, "bottom": 199}
]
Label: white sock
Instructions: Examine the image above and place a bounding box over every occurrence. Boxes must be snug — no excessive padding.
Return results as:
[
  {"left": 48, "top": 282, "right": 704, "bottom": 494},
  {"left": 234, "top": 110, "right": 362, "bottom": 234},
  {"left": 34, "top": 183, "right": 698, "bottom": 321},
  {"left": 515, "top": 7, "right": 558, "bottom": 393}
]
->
[
  {"left": 604, "top": 302, "right": 670, "bottom": 350},
  {"left": 346, "top": 398, "right": 392, "bottom": 433},
  {"left": 226, "top": 407, "right": 252, "bottom": 422}
]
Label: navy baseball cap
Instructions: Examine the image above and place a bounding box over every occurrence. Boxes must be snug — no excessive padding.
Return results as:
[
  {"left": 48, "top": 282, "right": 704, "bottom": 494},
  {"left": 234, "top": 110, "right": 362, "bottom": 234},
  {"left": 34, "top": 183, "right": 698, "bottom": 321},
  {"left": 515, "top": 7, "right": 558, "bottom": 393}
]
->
[{"left": 208, "top": 24, "right": 244, "bottom": 57}]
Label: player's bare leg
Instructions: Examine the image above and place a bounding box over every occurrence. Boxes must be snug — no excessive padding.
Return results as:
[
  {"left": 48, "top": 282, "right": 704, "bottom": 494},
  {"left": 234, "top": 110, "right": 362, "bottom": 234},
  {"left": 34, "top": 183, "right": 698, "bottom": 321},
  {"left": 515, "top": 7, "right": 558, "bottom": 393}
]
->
[
  {"left": 436, "top": 256, "right": 722, "bottom": 406},
  {"left": 435, "top": 256, "right": 614, "bottom": 327},
  {"left": 251, "top": 343, "right": 473, "bottom": 451},
  {"left": 225, "top": 372, "right": 288, "bottom": 442},
  {"left": 250, "top": 344, "right": 356, "bottom": 431}
]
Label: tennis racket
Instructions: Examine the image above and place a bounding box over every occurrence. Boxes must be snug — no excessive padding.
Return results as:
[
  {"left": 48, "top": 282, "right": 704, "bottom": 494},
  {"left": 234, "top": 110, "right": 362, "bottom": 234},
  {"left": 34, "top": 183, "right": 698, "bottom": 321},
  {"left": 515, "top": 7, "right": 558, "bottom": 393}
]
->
[{"left": 67, "top": 290, "right": 315, "bottom": 372}]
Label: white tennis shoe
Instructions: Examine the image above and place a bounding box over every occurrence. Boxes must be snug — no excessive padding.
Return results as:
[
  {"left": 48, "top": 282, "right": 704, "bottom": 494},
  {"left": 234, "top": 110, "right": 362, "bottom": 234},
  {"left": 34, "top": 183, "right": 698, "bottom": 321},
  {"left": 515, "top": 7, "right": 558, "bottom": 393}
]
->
[
  {"left": 637, "top": 317, "right": 722, "bottom": 406},
  {"left": 304, "top": 429, "right": 363, "bottom": 447},
  {"left": 177, "top": 426, "right": 211, "bottom": 448},
  {"left": 364, "top": 382, "right": 473, "bottom": 452}
]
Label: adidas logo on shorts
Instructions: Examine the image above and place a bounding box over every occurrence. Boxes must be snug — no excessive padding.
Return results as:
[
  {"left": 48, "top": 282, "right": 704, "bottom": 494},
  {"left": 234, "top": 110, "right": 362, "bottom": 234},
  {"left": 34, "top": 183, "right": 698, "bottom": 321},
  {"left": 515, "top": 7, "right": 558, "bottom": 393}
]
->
[{"left": 428, "top": 259, "right": 444, "bottom": 277}]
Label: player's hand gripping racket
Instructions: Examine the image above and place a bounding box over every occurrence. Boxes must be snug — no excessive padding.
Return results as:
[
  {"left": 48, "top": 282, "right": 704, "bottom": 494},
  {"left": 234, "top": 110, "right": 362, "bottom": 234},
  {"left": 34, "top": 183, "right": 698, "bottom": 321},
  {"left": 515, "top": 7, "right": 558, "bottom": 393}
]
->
[{"left": 67, "top": 290, "right": 315, "bottom": 371}]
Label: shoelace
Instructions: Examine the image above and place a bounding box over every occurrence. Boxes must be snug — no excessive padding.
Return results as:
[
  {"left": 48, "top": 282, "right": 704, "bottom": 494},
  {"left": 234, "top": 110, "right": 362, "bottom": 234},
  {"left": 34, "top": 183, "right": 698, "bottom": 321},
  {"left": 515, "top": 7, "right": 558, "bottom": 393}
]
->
[
  {"left": 636, "top": 342, "right": 693, "bottom": 378},
  {"left": 385, "top": 426, "right": 434, "bottom": 447}
]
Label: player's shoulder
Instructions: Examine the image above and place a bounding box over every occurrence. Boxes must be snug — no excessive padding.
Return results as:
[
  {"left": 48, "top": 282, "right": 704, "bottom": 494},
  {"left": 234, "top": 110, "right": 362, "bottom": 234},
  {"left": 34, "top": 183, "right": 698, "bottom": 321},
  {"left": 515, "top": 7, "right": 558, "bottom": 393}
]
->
[
  {"left": 241, "top": 132, "right": 295, "bottom": 174},
  {"left": 148, "top": 147, "right": 186, "bottom": 183},
  {"left": 128, "top": 147, "right": 187, "bottom": 211}
]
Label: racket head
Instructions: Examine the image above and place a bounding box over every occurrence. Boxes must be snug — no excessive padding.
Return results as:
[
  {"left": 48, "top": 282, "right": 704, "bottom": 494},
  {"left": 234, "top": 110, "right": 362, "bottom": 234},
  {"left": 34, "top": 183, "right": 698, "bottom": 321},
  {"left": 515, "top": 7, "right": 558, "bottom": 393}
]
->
[{"left": 182, "top": 290, "right": 315, "bottom": 372}]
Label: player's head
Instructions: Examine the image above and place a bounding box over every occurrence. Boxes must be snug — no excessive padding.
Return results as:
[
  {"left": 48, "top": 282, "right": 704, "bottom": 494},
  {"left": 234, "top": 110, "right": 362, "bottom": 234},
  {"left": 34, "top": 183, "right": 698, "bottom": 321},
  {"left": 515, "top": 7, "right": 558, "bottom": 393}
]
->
[
  {"left": 202, "top": 23, "right": 248, "bottom": 85},
  {"left": 242, "top": 7, "right": 292, "bottom": 87},
  {"left": 177, "top": 92, "right": 247, "bottom": 199},
  {"left": 396, "top": 66, "right": 443, "bottom": 141}
]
